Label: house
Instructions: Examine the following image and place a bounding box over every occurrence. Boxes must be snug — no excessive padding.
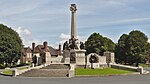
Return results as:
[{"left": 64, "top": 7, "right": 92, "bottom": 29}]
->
[
  {"left": 32, "top": 41, "right": 62, "bottom": 65},
  {"left": 21, "top": 47, "right": 32, "bottom": 63}
]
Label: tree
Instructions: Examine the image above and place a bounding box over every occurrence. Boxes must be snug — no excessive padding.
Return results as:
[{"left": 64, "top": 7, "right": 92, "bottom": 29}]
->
[
  {"left": 0, "top": 24, "right": 23, "bottom": 67},
  {"left": 116, "top": 30, "right": 149, "bottom": 66},
  {"left": 85, "top": 33, "right": 115, "bottom": 55},
  {"left": 128, "top": 30, "right": 149, "bottom": 66},
  {"left": 116, "top": 34, "right": 129, "bottom": 64}
]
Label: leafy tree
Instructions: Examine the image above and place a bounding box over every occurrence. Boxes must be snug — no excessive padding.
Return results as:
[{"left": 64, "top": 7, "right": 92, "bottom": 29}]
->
[
  {"left": 0, "top": 24, "right": 23, "bottom": 67},
  {"left": 85, "top": 33, "right": 115, "bottom": 55},
  {"left": 116, "top": 34, "right": 129, "bottom": 64},
  {"left": 116, "top": 30, "right": 149, "bottom": 66}
]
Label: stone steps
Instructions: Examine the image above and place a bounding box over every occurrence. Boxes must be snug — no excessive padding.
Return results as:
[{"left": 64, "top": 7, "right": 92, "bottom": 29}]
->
[
  {"left": 19, "top": 69, "right": 69, "bottom": 77},
  {"left": 19, "top": 64, "right": 70, "bottom": 77},
  {"left": 41, "top": 64, "right": 70, "bottom": 69}
]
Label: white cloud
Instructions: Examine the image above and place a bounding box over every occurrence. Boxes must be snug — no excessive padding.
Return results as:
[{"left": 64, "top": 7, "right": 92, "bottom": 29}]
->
[
  {"left": 148, "top": 39, "right": 150, "bottom": 43},
  {"left": 59, "top": 33, "right": 70, "bottom": 41},
  {"left": 77, "top": 35, "right": 87, "bottom": 42},
  {"left": 50, "top": 33, "right": 87, "bottom": 49},
  {"left": 59, "top": 33, "right": 87, "bottom": 44},
  {"left": 0, "top": 21, "right": 10, "bottom": 27},
  {"left": 15, "top": 27, "right": 42, "bottom": 47},
  {"left": 16, "top": 27, "right": 31, "bottom": 35}
]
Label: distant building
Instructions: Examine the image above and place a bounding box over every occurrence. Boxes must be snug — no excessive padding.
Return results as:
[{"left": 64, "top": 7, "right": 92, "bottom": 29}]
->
[
  {"left": 21, "top": 41, "right": 62, "bottom": 65},
  {"left": 21, "top": 47, "right": 32, "bottom": 63},
  {"left": 30, "top": 42, "right": 63, "bottom": 65}
]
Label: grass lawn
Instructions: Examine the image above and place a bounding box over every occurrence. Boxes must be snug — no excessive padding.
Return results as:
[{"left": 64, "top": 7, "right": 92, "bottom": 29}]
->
[
  {"left": 75, "top": 68, "right": 134, "bottom": 76},
  {"left": 2, "top": 67, "right": 28, "bottom": 75},
  {"left": 139, "top": 63, "right": 149, "bottom": 67},
  {"left": 2, "top": 70, "right": 12, "bottom": 75}
]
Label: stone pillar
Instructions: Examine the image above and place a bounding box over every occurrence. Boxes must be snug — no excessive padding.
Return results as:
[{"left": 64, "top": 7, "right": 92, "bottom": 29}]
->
[
  {"left": 70, "top": 4, "right": 77, "bottom": 39},
  {"left": 45, "top": 52, "right": 51, "bottom": 65},
  {"left": 104, "top": 52, "right": 115, "bottom": 64},
  {"left": 138, "top": 66, "right": 144, "bottom": 74},
  {"left": 12, "top": 69, "right": 18, "bottom": 77},
  {"left": 63, "top": 50, "right": 70, "bottom": 64},
  {"left": 69, "top": 64, "right": 75, "bottom": 78},
  {"left": 73, "top": 50, "right": 86, "bottom": 65},
  {"left": 32, "top": 63, "right": 35, "bottom": 67}
]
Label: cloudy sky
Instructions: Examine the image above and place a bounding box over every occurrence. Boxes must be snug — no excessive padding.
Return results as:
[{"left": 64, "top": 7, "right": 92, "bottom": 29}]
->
[{"left": 1, "top": 0, "right": 150, "bottom": 48}]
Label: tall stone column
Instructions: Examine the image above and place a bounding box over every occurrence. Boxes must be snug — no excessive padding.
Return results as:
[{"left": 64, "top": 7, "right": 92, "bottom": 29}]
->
[
  {"left": 62, "top": 4, "right": 86, "bottom": 66},
  {"left": 70, "top": 4, "right": 77, "bottom": 39}
]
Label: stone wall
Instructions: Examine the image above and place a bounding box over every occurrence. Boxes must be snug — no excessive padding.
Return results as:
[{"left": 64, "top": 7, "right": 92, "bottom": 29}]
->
[
  {"left": 74, "top": 50, "right": 86, "bottom": 65},
  {"left": 45, "top": 52, "right": 51, "bottom": 64},
  {"left": 110, "top": 64, "right": 137, "bottom": 71},
  {"left": 51, "top": 56, "right": 63, "bottom": 63},
  {"left": 104, "top": 52, "right": 115, "bottom": 64},
  {"left": 86, "top": 53, "right": 107, "bottom": 68},
  {"left": 99, "top": 56, "right": 107, "bottom": 64},
  {"left": 62, "top": 50, "right": 70, "bottom": 64}
]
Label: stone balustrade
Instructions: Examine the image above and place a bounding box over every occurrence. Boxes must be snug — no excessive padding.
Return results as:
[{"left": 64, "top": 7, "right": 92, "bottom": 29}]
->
[
  {"left": 110, "top": 63, "right": 145, "bottom": 74},
  {"left": 12, "top": 64, "right": 46, "bottom": 77}
]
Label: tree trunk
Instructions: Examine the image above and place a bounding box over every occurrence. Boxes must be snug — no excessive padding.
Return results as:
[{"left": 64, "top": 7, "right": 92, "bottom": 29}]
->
[{"left": 136, "top": 62, "right": 139, "bottom": 67}]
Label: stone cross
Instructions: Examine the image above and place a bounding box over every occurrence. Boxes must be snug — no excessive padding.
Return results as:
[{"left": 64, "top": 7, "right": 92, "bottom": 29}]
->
[{"left": 70, "top": 4, "right": 77, "bottom": 39}]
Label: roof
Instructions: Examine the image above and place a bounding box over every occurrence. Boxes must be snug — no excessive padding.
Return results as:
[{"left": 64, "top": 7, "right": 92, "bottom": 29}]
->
[
  {"left": 23, "top": 47, "right": 32, "bottom": 56},
  {"left": 49, "top": 46, "right": 59, "bottom": 56},
  {"left": 23, "top": 47, "right": 32, "bottom": 53},
  {"left": 34, "top": 45, "right": 59, "bottom": 56}
]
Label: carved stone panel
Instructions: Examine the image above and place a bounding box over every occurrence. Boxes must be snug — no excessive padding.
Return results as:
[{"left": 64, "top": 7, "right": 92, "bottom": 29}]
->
[{"left": 70, "top": 52, "right": 76, "bottom": 63}]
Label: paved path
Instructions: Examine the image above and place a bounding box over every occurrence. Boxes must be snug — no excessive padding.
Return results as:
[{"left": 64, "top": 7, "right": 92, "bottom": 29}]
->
[
  {"left": 144, "top": 67, "right": 150, "bottom": 71},
  {"left": 0, "top": 67, "right": 150, "bottom": 84},
  {"left": 0, "top": 69, "right": 4, "bottom": 73},
  {"left": 0, "top": 74, "right": 150, "bottom": 84}
]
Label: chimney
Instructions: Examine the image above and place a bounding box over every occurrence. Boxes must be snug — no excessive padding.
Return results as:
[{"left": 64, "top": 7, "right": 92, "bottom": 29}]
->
[
  {"left": 43, "top": 41, "right": 48, "bottom": 49},
  {"left": 59, "top": 44, "right": 61, "bottom": 51},
  {"left": 58, "top": 44, "right": 62, "bottom": 55},
  {"left": 32, "top": 43, "right": 35, "bottom": 52}
]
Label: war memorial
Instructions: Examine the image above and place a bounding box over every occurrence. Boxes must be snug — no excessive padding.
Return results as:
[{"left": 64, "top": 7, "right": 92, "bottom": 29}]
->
[
  {"left": 3, "top": 4, "right": 146, "bottom": 78},
  {"left": 11, "top": 4, "right": 116, "bottom": 77},
  {"left": 21, "top": 4, "right": 115, "bottom": 68}
]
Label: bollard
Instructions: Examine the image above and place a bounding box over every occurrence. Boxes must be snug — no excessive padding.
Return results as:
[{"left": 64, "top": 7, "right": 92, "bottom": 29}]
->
[
  {"left": 32, "top": 63, "right": 35, "bottom": 67},
  {"left": 44, "top": 63, "right": 47, "bottom": 67},
  {"left": 69, "top": 70, "right": 74, "bottom": 78},
  {"left": 138, "top": 66, "right": 144, "bottom": 74},
  {"left": 12, "top": 69, "right": 18, "bottom": 77},
  {"left": 69, "top": 64, "right": 75, "bottom": 78}
]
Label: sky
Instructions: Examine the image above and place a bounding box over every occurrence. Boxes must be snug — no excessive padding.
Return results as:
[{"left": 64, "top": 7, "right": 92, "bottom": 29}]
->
[{"left": 1, "top": 0, "right": 150, "bottom": 48}]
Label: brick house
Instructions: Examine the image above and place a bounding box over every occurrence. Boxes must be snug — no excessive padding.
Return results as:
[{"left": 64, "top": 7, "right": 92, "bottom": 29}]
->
[
  {"left": 21, "top": 47, "right": 32, "bottom": 63},
  {"left": 21, "top": 41, "right": 62, "bottom": 65}
]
